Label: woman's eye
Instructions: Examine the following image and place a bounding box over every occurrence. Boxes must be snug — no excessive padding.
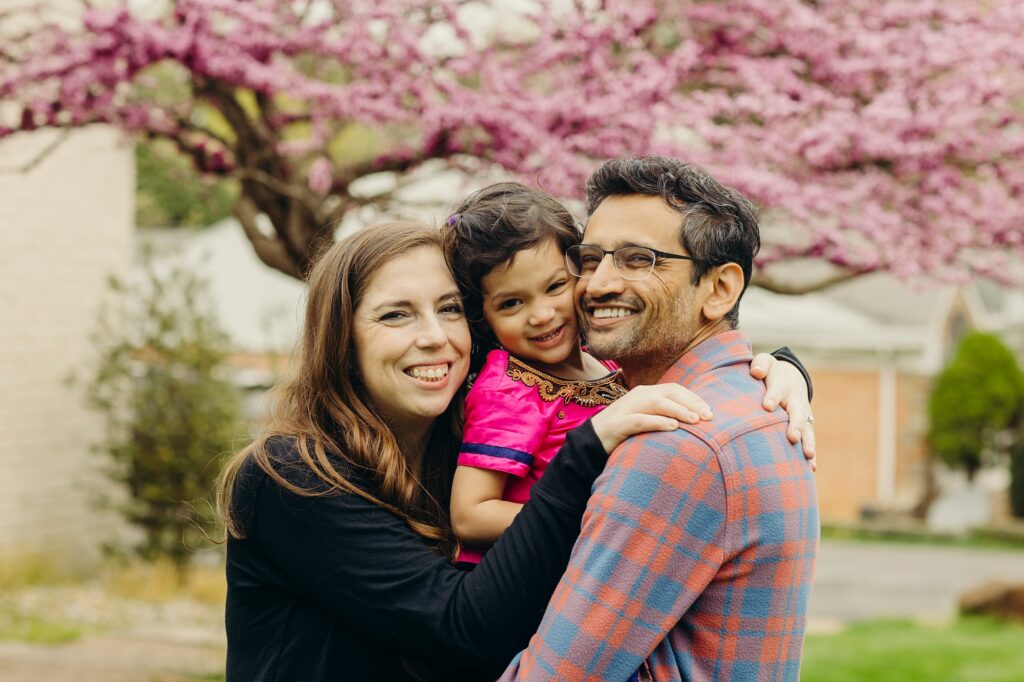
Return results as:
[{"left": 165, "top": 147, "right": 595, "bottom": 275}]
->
[
  {"left": 440, "top": 303, "right": 464, "bottom": 317},
  {"left": 378, "top": 311, "right": 408, "bottom": 322}
]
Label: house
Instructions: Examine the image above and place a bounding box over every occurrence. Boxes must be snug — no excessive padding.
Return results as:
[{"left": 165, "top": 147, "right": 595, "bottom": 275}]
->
[
  {"left": 0, "top": 126, "right": 134, "bottom": 568},
  {"left": 746, "top": 275, "right": 1023, "bottom": 522}
]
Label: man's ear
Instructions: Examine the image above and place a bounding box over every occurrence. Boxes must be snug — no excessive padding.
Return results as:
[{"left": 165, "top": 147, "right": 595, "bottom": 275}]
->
[{"left": 700, "top": 263, "right": 745, "bottom": 322}]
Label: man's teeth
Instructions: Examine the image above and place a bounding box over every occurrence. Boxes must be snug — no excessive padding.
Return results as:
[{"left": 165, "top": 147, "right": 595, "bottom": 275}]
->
[
  {"left": 408, "top": 365, "right": 448, "bottom": 381},
  {"left": 593, "top": 308, "right": 633, "bottom": 319}
]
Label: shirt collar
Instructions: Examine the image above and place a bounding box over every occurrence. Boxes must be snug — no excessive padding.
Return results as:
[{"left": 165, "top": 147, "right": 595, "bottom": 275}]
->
[{"left": 658, "top": 329, "right": 753, "bottom": 387}]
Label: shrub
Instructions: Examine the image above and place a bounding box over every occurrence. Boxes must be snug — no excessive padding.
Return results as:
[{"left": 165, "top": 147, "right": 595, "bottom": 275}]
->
[
  {"left": 927, "top": 332, "right": 1024, "bottom": 481},
  {"left": 79, "top": 250, "right": 245, "bottom": 570}
]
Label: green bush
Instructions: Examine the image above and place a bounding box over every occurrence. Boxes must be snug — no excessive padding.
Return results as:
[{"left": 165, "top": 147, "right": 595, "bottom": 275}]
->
[
  {"left": 927, "top": 332, "right": 1024, "bottom": 481},
  {"left": 135, "top": 140, "right": 238, "bottom": 227},
  {"left": 79, "top": 251, "right": 245, "bottom": 570}
]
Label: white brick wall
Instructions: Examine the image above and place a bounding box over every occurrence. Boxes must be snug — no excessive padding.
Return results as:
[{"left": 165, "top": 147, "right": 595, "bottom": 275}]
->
[{"left": 0, "top": 126, "right": 134, "bottom": 568}]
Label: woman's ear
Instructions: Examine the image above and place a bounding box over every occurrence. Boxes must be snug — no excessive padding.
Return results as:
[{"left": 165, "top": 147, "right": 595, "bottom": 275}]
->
[{"left": 700, "top": 263, "right": 745, "bottom": 323}]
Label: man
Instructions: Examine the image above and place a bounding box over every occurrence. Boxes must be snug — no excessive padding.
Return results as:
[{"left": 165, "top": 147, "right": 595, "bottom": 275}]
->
[{"left": 501, "top": 156, "right": 819, "bottom": 681}]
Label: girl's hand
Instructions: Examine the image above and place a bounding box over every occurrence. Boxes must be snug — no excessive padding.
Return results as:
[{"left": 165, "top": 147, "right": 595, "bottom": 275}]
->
[
  {"left": 590, "top": 384, "right": 713, "bottom": 454},
  {"left": 750, "top": 353, "right": 816, "bottom": 470}
]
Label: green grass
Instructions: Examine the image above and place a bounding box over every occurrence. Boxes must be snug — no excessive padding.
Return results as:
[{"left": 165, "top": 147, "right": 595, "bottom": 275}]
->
[
  {"left": 0, "top": 613, "right": 84, "bottom": 644},
  {"left": 820, "top": 524, "right": 1024, "bottom": 552},
  {"left": 802, "top": 617, "right": 1024, "bottom": 681}
]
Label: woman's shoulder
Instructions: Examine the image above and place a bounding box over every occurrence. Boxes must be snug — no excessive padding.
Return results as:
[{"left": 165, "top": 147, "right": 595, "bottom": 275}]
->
[{"left": 242, "top": 434, "right": 367, "bottom": 493}]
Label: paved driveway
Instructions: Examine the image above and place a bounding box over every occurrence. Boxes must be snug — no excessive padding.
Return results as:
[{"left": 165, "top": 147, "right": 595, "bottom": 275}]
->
[{"left": 810, "top": 539, "right": 1024, "bottom": 624}]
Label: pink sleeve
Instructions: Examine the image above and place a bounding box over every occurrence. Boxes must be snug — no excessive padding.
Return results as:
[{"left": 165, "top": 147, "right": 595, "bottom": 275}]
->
[{"left": 458, "top": 378, "right": 547, "bottom": 479}]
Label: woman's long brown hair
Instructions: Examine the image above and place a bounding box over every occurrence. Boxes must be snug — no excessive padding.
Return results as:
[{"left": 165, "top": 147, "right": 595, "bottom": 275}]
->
[{"left": 216, "top": 221, "right": 464, "bottom": 557}]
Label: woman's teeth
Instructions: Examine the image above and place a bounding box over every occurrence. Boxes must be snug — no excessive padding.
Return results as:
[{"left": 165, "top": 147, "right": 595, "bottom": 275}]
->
[
  {"left": 593, "top": 308, "right": 633, "bottom": 318},
  {"left": 407, "top": 365, "right": 448, "bottom": 381}
]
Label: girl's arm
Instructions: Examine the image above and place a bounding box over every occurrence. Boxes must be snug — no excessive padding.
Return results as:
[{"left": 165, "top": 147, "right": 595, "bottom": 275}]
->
[{"left": 450, "top": 466, "right": 523, "bottom": 546}]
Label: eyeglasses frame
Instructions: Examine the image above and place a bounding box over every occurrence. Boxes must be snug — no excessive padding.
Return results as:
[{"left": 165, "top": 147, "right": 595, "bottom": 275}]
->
[{"left": 565, "top": 243, "right": 700, "bottom": 281}]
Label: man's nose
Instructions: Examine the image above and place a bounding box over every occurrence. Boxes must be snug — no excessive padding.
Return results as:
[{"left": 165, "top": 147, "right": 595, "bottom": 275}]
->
[{"left": 583, "top": 253, "right": 625, "bottom": 298}]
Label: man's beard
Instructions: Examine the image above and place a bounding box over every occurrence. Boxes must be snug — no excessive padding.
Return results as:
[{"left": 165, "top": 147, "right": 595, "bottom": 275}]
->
[{"left": 581, "top": 293, "right": 697, "bottom": 370}]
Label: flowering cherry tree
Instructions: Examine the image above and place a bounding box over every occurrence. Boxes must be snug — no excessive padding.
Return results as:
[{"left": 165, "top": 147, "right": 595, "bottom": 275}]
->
[{"left": 2, "top": 0, "right": 1022, "bottom": 291}]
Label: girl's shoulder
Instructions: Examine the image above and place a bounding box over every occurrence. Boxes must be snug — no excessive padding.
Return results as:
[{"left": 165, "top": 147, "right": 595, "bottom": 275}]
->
[
  {"left": 468, "top": 349, "right": 538, "bottom": 402},
  {"left": 471, "top": 349, "right": 626, "bottom": 409}
]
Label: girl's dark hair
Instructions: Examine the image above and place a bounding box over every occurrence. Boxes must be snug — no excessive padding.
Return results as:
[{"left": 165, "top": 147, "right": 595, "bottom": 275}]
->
[{"left": 441, "top": 182, "right": 581, "bottom": 368}]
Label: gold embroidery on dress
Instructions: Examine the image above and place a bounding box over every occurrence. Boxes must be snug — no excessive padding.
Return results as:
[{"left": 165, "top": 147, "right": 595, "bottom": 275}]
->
[{"left": 505, "top": 355, "right": 627, "bottom": 407}]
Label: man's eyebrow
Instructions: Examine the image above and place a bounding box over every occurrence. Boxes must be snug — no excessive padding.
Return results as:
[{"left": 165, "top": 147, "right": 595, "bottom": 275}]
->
[{"left": 583, "top": 239, "right": 657, "bottom": 250}]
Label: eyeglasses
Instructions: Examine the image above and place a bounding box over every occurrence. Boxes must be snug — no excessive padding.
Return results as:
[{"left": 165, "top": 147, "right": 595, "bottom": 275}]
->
[{"left": 565, "top": 244, "right": 699, "bottom": 281}]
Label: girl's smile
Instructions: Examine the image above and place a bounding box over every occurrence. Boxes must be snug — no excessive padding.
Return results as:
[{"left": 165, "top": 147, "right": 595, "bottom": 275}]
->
[{"left": 481, "top": 238, "right": 582, "bottom": 376}]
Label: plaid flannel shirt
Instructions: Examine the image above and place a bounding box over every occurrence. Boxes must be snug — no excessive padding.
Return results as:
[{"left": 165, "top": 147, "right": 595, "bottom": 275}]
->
[{"left": 501, "top": 330, "right": 819, "bottom": 681}]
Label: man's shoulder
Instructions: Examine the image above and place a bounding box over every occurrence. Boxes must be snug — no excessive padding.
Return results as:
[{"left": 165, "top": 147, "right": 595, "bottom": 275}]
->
[
  {"left": 613, "top": 364, "right": 793, "bottom": 475},
  {"left": 684, "top": 361, "right": 789, "bottom": 443}
]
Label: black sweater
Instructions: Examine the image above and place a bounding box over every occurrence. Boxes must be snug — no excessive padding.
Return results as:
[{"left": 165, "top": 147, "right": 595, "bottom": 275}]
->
[{"left": 225, "top": 422, "right": 607, "bottom": 682}]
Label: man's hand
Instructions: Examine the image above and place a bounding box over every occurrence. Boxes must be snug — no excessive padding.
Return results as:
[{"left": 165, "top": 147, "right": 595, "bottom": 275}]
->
[{"left": 750, "top": 353, "right": 816, "bottom": 471}]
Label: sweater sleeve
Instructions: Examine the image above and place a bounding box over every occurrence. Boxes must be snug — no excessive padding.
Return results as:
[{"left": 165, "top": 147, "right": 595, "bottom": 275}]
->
[
  {"left": 247, "top": 422, "right": 607, "bottom": 679},
  {"left": 770, "top": 346, "right": 814, "bottom": 401}
]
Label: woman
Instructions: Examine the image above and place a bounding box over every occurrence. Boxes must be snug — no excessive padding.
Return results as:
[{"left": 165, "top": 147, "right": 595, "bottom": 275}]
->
[{"left": 217, "top": 221, "right": 811, "bottom": 681}]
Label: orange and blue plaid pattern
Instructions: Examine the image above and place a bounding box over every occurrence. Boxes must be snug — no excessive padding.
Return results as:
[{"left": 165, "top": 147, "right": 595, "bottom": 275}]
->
[{"left": 501, "top": 330, "right": 819, "bottom": 681}]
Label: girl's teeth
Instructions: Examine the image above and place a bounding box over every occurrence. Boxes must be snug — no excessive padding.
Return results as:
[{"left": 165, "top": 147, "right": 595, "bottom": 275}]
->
[{"left": 594, "top": 308, "right": 632, "bottom": 319}]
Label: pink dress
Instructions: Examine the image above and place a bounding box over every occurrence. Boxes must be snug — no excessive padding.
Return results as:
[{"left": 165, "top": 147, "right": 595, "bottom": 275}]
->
[{"left": 456, "top": 349, "right": 627, "bottom": 563}]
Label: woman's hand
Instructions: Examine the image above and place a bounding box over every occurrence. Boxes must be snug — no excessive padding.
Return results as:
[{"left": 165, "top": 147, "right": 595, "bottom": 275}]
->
[
  {"left": 590, "top": 384, "right": 713, "bottom": 454},
  {"left": 750, "top": 353, "right": 816, "bottom": 470}
]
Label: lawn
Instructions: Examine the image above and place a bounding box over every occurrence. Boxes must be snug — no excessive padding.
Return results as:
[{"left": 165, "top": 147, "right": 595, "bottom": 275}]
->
[{"left": 801, "top": 617, "right": 1024, "bottom": 682}]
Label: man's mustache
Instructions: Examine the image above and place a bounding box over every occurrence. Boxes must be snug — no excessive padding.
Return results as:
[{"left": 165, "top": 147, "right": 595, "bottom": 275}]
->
[{"left": 579, "top": 294, "right": 644, "bottom": 309}]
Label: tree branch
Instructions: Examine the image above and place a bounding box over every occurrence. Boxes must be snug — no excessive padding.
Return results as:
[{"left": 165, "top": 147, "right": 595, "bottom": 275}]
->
[
  {"left": 751, "top": 268, "right": 872, "bottom": 295},
  {"left": 234, "top": 196, "right": 302, "bottom": 279}
]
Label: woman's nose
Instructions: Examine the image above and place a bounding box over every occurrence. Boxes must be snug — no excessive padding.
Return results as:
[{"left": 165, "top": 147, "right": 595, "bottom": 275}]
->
[{"left": 415, "top": 314, "right": 448, "bottom": 348}]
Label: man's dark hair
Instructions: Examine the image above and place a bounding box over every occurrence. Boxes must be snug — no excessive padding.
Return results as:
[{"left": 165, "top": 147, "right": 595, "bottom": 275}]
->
[
  {"left": 585, "top": 156, "right": 760, "bottom": 327},
  {"left": 442, "top": 182, "right": 581, "bottom": 365}
]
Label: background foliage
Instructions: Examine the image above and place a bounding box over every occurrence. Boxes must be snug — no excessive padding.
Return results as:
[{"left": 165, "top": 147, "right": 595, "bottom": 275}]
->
[
  {"left": 135, "top": 140, "right": 237, "bottom": 227},
  {"left": 79, "top": 251, "right": 245, "bottom": 569},
  {"left": 927, "top": 332, "right": 1024, "bottom": 484},
  {"left": 3, "top": 0, "right": 1023, "bottom": 290}
]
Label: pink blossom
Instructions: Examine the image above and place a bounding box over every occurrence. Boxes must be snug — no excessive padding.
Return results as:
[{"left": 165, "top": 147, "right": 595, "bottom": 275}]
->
[
  {"left": 1, "top": 0, "right": 1021, "bottom": 287},
  {"left": 307, "top": 157, "right": 333, "bottom": 196}
]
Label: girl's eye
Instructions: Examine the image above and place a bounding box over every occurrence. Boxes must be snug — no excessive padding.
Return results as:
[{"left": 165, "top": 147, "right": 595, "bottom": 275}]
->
[
  {"left": 498, "top": 299, "right": 521, "bottom": 310},
  {"left": 548, "top": 280, "right": 568, "bottom": 293}
]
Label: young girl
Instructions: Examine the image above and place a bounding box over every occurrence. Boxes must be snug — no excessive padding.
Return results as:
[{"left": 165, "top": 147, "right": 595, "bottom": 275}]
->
[{"left": 443, "top": 182, "right": 708, "bottom": 563}]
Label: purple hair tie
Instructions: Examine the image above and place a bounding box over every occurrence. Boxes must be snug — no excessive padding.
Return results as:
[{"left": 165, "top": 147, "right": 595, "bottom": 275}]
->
[{"left": 446, "top": 213, "right": 460, "bottom": 226}]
